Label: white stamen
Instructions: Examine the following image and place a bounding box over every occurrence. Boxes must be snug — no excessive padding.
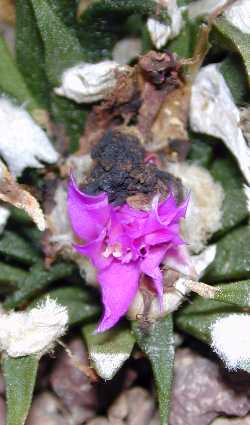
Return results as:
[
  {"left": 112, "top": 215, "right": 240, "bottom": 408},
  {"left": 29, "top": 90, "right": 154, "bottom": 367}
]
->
[{"left": 103, "top": 243, "right": 122, "bottom": 259}]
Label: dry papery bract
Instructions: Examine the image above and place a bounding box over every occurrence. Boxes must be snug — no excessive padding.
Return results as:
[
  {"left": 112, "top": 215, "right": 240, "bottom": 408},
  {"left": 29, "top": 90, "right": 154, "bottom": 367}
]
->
[
  {"left": 188, "top": 0, "right": 228, "bottom": 19},
  {"left": 0, "top": 159, "right": 46, "bottom": 231},
  {"left": 190, "top": 64, "right": 250, "bottom": 184},
  {"left": 224, "top": 0, "right": 250, "bottom": 34},
  {"left": 188, "top": 0, "right": 250, "bottom": 23},
  {"left": 54, "top": 61, "right": 130, "bottom": 104}
]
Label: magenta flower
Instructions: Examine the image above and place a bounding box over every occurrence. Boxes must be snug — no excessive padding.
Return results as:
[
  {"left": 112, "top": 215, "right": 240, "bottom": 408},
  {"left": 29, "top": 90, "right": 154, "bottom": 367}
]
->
[{"left": 68, "top": 175, "right": 189, "bottom": 332}]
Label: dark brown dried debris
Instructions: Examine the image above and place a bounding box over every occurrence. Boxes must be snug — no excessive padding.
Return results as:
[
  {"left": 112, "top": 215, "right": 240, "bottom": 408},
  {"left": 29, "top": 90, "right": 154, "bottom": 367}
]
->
[{"left": 82, "top": 129, "right": 183, "bottom": 205}]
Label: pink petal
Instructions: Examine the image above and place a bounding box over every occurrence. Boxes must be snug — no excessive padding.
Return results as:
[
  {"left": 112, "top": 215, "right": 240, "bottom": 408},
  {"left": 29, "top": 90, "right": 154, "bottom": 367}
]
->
[
  {"left": 116, "top": 206, "right": 148, "bottom": 240},
  {"left": 140, "top": 245, "right": 168, "bottom": 307},
  {"left": 67, "top": 174, "right": 110, "bottom": 242},
  {"left": 157, "top": 191, "right": 177, "bottom": 216},
  {"left": 154, "top": 192, "right": 187, "bottom": 226},
  {"left": 108, "top": 210, "right": 130, "bottom": 248},
  {"left": 136, "top": 192, "right": 182, "bottom": 237},
  {"left": 169, "top": 196, "right": 190, "bottom": 224},
  {"left": 144, "top": 227, "right": 184, "bottom": 246},
  {"left": 117, "top": 204, "right": 147, "bottom": 221},
  {"left": 96, "top": 261, "right": 140, "bottom": 332},
  {"left": 74, "top": 231, "right": 112, "bottom": 270}
]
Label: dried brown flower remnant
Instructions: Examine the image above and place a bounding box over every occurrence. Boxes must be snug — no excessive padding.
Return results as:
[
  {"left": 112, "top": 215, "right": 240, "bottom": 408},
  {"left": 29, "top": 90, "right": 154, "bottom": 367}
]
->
[
  {"left": 79, "top": 69, "right": 140, "bottom": 154},
  {"left": 82, "top": 129, "right": 183, "bottom": 205},
  {"left": 79, "top": 51, "right": 184, "bottom": 156},
  {"left": 138, "top": 51, "right": 180, "bottom": 87}
]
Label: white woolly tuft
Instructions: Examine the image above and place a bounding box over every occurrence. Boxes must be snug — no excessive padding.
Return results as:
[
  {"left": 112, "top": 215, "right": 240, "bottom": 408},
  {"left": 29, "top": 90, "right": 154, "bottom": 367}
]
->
[
  {"left": 211, "top": 314, "right": 250, "bottom": 370},
  {"left": 168, "top": 162, "right": 224, "bottom": 253},
  {"left": 243, "top": 185, "right": 250, "bottom": 213},
  {"left": 0, "top": 97, "right": 59, "bottom": 177},
  {"left": 0, "top": 297, "right": 68, "bottom": 357}
]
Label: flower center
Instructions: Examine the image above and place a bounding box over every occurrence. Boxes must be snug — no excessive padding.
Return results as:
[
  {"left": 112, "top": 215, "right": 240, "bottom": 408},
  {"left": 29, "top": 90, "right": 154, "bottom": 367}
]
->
[
  {"left": 102, "top": 243, "right": 122, "bottom": 259},
  {"left": 139, "top": 246, "right": 147, "bottom": 257}
]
